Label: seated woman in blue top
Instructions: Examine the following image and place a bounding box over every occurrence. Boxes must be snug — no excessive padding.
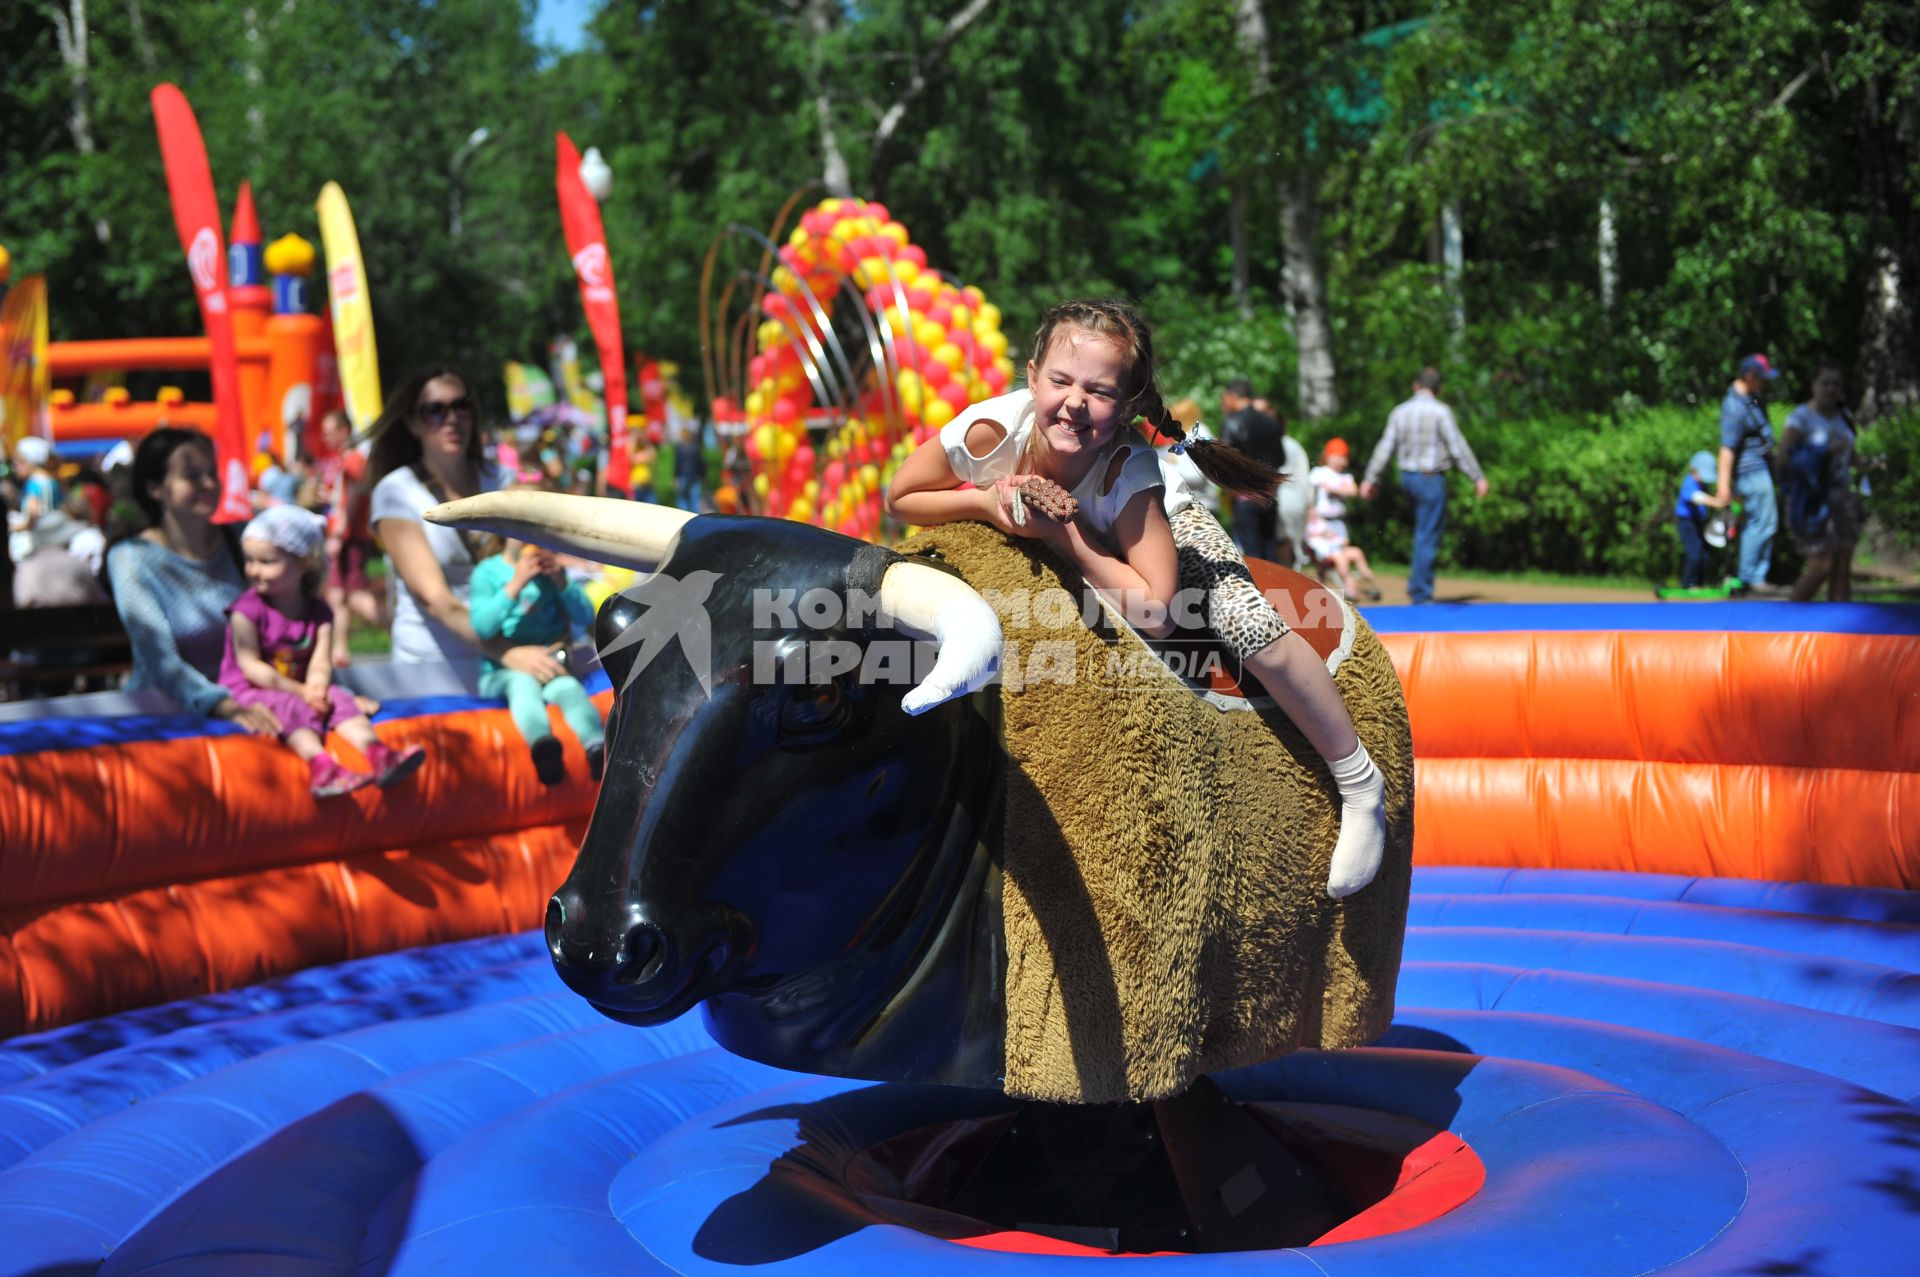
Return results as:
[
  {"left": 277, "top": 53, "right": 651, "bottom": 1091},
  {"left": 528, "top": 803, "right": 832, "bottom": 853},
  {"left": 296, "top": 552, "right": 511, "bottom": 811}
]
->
[{"left": 104, "top": 427, "right": 278, "bottom": 735}]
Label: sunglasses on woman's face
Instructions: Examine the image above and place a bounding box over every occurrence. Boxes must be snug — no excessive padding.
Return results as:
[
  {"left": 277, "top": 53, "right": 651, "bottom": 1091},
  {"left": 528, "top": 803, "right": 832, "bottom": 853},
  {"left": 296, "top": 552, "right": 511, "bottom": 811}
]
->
[{"left": 415, "top": 396, "right": 475, "bottom": 424}]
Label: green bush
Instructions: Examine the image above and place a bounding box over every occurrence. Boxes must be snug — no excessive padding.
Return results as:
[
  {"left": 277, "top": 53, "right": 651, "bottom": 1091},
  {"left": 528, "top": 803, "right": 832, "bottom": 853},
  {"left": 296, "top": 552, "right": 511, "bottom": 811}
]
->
[{"left": 1856, "top": 408, "right": 1920, "bottom": 552}]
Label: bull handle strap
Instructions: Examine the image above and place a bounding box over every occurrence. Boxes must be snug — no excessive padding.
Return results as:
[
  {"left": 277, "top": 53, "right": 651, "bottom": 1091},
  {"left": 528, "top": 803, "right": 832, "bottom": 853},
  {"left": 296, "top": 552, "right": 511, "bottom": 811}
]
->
[{"left": 846, "top": 543, "right": 905, "bottom": 635}]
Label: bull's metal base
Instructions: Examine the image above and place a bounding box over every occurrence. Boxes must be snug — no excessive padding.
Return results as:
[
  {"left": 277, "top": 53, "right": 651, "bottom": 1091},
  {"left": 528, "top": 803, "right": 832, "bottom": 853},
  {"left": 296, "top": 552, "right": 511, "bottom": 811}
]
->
[{"left": 945, "top": 1077, "right": 1345, "bottom": 1254}]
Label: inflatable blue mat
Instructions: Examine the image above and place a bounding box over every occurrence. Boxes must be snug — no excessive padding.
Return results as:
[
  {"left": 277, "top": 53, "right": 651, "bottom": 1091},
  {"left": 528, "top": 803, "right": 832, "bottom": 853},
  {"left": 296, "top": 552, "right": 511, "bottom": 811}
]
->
[{"left": 1, "top": 865, "right": 1915, "bottom": 1273}]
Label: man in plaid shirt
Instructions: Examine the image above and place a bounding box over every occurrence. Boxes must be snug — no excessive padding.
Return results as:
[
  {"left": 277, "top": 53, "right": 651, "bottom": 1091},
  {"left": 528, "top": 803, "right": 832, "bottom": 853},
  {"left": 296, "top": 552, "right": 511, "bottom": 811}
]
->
[{"left": 1360, "top": 367, "right": 1488, "bottom": 604}]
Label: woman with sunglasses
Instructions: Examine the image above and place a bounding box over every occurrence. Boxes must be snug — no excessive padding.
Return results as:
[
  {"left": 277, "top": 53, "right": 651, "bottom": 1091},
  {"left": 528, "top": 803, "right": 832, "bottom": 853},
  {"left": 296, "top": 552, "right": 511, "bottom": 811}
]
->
[{"left": 367, "top": 364, "right": 565, "bottom": 685}]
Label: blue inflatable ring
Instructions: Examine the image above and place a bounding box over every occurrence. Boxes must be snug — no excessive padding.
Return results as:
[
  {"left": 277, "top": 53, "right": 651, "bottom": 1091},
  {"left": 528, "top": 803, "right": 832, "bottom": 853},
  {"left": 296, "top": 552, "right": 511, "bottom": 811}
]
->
[{"left": 1, "top": 866, "right": 1917, "bottom": 1273}]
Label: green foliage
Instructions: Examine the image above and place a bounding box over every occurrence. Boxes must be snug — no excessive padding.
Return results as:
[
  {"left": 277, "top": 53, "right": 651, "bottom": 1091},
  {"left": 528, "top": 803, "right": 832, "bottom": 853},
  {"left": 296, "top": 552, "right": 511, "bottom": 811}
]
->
[
  {"left": 0, "top": 0, "right": 1914, "bottom": 556},
  {"left": 1856, "top": 409, "right": 1920, "bottom": 551}
]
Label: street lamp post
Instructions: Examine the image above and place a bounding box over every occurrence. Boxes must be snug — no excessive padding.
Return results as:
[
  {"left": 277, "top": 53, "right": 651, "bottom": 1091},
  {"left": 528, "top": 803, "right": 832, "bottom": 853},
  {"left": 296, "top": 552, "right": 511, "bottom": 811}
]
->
[
  {"left": 448, "top": 126, "right": 491, "bottom": 239},
  {"left": 579, "top": 146, "right": 612, "bottom": 202}
]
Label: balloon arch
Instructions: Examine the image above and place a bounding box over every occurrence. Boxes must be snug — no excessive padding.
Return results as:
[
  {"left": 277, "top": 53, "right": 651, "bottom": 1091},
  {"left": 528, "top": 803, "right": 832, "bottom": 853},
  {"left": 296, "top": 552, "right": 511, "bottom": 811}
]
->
[{"left": 701, "top": 192, "right": 1016, "bottom": 539}]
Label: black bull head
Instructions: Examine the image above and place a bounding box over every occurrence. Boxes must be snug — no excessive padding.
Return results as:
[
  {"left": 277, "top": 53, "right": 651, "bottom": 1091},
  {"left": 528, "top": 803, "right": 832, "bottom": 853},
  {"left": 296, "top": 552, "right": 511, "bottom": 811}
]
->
[{"left": 430, "top": 493, "right": 1010, "bottom": 1087}]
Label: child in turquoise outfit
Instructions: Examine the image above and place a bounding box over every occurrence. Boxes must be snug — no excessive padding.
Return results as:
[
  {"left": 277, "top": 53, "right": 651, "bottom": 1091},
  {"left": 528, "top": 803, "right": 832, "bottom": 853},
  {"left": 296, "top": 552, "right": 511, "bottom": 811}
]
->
[{"left": 469, "top": 538, "right": 605, "bottom": 785}]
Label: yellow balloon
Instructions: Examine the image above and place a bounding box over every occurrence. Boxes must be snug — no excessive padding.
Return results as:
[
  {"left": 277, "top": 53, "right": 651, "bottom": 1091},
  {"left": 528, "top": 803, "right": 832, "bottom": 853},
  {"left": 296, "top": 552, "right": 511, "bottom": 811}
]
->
[
  {"left": 983, "top": 330, "right": 1009, "bottom": 358},
  {"left": 746, "top": 390, "right": 767, "bottom": 417},
  {"left": 886, "top": 308, "right": 911, "bottom": 336},
  {"left": 949, "top": 304, "right": 972, "bottom": 329},
  {"left": 976, "top": 303, "right": 1002, "bottom": 330},
  {"left": 933, "top": 343, "right": 965, "bottom": 371},
  {"left": 894, "top": 375, "right": 925, "bottom": 416},
  {"left": 882, "top": 221, "right": 909, "bottom": 246},
  {"left": 788, "top": 499, "right": 813, "bottom": 522},
  {"left": 753, "top": 472, "right": 771, "bottom": 497},
  {"left": 963, "top": 285, "right": 986, "bottom": 305},
  {"left": 776, "top": 432, "right": 797, "bottom": 463},
  {"left": 923, "top": 398, "right": 956, "bottom": 429},
  {"left": 753, "top": 424, "right": 775, "bottom": 457},
  {"left": 629, "top": 463, "right": 653, "bottom": 489},
  {"left": 860, "top": 463, "right": 880, "bottom": 490},
  {"left": 803, "top": 479, "right": 820, "bottom": 502},
  {"left": 914, "top": 317, "right": 946, "bottom": 349},
  {"left": 892, "top": 259, "right": 920, "bottom": 284}
]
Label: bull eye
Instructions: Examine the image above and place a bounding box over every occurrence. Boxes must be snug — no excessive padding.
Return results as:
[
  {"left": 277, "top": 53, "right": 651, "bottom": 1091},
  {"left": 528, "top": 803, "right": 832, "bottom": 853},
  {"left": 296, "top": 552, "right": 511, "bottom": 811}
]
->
[{"left": 780, "top": 679, "right": 849, "bottom": 737}]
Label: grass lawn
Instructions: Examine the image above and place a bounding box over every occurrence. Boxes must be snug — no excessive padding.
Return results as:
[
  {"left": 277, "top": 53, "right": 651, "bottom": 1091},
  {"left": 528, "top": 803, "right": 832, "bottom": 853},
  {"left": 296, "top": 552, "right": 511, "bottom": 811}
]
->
[{"left": 1369, "top": 561, "right": 1655, "bottom": 593}]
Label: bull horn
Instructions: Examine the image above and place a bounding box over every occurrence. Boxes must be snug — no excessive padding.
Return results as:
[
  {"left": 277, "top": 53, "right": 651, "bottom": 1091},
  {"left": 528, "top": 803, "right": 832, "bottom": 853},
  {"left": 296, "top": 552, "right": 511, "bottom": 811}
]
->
[
  {"left": 424, "top": 491, "right": 692, "bottom": 572},
  {"left": 877, "top": 561, "right": 1003, "bottom": 716}
]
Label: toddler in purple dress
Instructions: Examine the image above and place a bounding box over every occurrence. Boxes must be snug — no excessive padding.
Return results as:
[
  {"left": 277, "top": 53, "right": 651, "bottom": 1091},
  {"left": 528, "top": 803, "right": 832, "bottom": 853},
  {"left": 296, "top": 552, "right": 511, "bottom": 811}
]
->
[{"left": 219, "top": 506, "right": 426, "bottom": 797}]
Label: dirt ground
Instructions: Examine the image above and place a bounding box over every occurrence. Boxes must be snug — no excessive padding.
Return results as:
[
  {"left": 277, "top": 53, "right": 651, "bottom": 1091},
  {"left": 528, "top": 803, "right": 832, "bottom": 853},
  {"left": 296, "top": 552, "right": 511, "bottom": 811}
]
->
[{"left": 1357, "top": 570, "right": 1653, "bottom": 605}]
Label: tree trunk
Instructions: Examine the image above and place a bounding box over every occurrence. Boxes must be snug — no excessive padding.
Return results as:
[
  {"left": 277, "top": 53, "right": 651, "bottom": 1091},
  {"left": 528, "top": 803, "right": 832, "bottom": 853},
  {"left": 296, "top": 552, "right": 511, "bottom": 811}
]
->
[
  {"left": 47, "top": 0, "right": 109, "bottom": 244},
  {"left": 801, "top": 0, "right": 851, "bottom": 195},
  {"left": 865, "top": 0, "right": 994, "bottom": 199},
  {"left": 1853, "top": 79, "right": 1920, "bottom": 422},
  {"left": 1280, "top": 168, "right": 1338, "bottom": 419},
  {"left": 1230, "top": 185, "right": 1252, "bottom": 321},
  {"left": 1236, "top": 0, "right": 1338, "bottom": 419}
]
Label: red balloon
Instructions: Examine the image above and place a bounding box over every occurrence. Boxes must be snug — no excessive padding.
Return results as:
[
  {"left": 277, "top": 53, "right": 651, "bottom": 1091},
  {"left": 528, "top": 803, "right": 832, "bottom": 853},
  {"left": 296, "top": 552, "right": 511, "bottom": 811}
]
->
[
  {"left": 793, "top": 444, "right": 817, "bottom": 471},
  {"left": 772, "top": 397, "right": 800, "bottom": 425},
  {"left": 939, "top": 381, "right": 971, "bottom": 411},
  {"left": 891, "top": 338, "right": 924, "bottom": 371},
  {"left": 761, "top": 292, "right": 789, "bottom": 318},
  {"left": 907, "top": 287, "right": 934, "bottom": 312},
  {"left": 900, "top": 244, "right": 927, "bottom": 270},
  {"left": 972, "top": 340, "right": 995, "bottom": 369},
  {"left": 866, "top": 202, "right": 890, "bottom": 224},
  {"left": 983, "top": 364, "right": 1010, "bottom": 394},
  {"left": 823, "top": 460, "right": 846, "bottom": 487},
  {"left": 921, "top": 359, "right": 952, "bottom": 389},
  {"left": 928, "top": 300, "right": 953, "bottom": 327}
]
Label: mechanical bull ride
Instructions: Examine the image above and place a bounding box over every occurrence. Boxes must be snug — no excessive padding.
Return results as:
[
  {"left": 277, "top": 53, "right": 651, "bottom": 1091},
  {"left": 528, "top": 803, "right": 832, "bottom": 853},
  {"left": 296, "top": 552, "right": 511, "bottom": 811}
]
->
[{"left": 428, "top": 493, "right": 1414, "bottom": 1108}]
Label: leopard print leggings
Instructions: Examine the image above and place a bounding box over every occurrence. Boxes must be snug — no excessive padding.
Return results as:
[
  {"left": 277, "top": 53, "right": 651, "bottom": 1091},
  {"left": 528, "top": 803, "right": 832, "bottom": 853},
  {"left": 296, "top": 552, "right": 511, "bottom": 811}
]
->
[{"left": 1170, "top": 503, "right": 1289, "bottom": 659}]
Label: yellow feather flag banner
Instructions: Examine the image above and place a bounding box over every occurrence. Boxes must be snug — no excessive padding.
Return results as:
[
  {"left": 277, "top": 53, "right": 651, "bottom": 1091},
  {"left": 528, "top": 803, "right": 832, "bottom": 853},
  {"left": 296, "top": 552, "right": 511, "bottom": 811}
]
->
[
  {"left": 315, "top": 182, "right": 382, "bottom": 431},
  {"left": 0, "top": 275, "right": 50, "bottom": 449}
]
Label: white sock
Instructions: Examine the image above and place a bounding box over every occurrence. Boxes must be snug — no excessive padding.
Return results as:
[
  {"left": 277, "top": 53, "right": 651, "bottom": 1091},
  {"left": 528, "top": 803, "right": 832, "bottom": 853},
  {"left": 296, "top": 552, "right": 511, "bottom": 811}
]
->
[{"left": 1326, "top": 739, "right": 1386, "bottom": 899}]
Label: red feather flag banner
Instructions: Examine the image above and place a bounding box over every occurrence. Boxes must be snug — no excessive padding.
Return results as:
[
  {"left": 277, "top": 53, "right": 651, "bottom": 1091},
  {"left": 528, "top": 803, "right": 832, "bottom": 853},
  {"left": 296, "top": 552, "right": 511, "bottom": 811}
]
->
[
  {"left": 555, "top": 133, "right": 631, "bottom": 494},
  {"left": 150, "top": 83, "right": 253, "bottom": 523}
]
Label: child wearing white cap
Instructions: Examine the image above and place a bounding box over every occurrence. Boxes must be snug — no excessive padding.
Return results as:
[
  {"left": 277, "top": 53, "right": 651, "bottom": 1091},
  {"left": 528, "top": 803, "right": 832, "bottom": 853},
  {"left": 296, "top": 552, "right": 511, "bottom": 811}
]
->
[{"left": 218, "top": 505, "right": 426, "bottom": 797}]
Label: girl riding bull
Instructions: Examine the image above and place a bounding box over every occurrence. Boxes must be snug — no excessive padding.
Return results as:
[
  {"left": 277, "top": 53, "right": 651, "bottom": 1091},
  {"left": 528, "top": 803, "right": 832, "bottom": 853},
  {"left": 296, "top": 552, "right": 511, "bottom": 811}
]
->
[{"left": 886, "top": 298, "right": 1387, "bottom": 899}]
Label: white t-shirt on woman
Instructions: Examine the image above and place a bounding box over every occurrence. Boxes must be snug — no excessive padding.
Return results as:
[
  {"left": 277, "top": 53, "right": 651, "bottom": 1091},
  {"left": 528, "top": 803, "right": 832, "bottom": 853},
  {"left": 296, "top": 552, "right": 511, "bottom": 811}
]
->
[{"left": 370, "top": 460, "right": 511, "bottom": 664}]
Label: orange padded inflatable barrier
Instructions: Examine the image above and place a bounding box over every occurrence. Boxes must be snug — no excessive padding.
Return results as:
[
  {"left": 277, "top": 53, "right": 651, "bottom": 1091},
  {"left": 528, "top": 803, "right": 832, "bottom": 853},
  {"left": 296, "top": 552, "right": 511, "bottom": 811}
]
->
[
  {"left": 0, "top": 696, "right": 608, "bottom": 1036},
  {"left": 1, "top": 604, "right": 1913, "bottom": 1036},
  {"left": 1378, "top": 616, "right": 1919, "bottom": 891}
]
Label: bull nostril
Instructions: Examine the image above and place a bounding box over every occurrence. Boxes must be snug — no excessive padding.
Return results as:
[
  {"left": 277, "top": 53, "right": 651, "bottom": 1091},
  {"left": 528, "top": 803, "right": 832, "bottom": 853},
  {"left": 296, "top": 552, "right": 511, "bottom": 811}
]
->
[{"left": 613, "top": 922, "right": 669, "bottom": 986}]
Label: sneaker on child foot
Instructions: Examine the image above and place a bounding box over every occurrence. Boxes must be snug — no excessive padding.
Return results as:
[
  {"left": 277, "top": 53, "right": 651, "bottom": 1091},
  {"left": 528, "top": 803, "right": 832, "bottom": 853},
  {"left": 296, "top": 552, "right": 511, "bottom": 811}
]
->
[
  {"left": 310, "top": 754, "right": 373, "bottom": 799},
  {"left": 365, "top": 742, "right": 427, "bottom": 788},
  {"left": 530, "top": 737, "right": 567, "bottom": 786}
]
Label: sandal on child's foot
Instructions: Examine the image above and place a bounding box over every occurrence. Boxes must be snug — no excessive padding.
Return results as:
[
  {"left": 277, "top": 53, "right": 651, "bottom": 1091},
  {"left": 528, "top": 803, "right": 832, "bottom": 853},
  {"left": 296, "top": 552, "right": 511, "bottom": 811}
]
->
[
  {"left": 365, "top": 742, "right": 427, "bottom": 788},
  {"left": 310, "top": 754, "right": 373, "bottom": 799},
  {"left": 530, "top": 737, "right": 567, "bottom": 786},
  {"left": 586, "top": 740, "right": 606, "bottom": 783}
]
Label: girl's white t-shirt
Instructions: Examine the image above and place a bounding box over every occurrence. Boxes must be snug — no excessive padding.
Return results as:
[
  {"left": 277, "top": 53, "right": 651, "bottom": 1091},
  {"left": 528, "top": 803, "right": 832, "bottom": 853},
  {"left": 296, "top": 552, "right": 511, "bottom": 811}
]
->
[
  {"left": 1309, "top": 465, "right": 1355, "bottom": 523},
  {"left": 370, "top": 460, "right": 511, "bottom": 663},
  {"left": 937, "top": 388, "right": 1191, "bottom": 529}
]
